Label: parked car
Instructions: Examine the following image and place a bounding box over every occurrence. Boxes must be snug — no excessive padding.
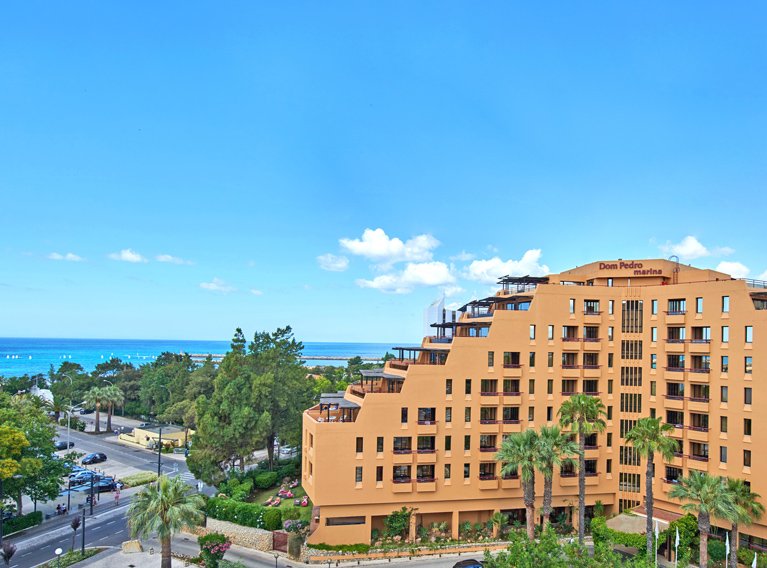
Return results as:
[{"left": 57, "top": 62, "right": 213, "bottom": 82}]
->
[
  {"left": 279, "top": 445, "right": 298, "bottom": 458},
  {"left": 54, "top": 440, "right": 75, "bottom": 450},
  {"left": 81, "top": 452, "right": 107, "bottom": 465},
  {"left": 137, "top": 422, "right": 153, "bottom": 428},
  {"left": 71, "top": 478, "right": 117, "bottom": 493},
  {"left": 79, "top": 408, "right": 94, "bottom": 415},
  {"left": 69, "top": 470, "right": 98, "bottom": 483},
  {"left": 453, "top": 560, "right": 483, "bottom": 568}
]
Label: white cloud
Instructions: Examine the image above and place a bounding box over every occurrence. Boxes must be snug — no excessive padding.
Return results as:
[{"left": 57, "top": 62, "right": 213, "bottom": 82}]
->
[
  {"left": 450, "top": 251, "right": 475, "bottom": 262},
  {"left": 716, "top": 261, "right": 750, "bottom": 278},
  {"left": 660, "top": 236, "right": 734, "bottom": 260},
  {"left": 108, "top": 248, "right": 148, "bottom": 263},
  {"left": 442, "top": 285, "right": 464, "bottom": 297},
  {"left": 357, "top": 261, "right": 455, "bottom": 294},
  {"left": 340, "top": 228, "right": 439, "bottom": 268},
  {"left": 48, "top": 252, "right": 84, "bottom": 262},
  {"left": 156, "top": 254, "right": 193, "bottom": 265},
  {"left": 250, "top": 288, "right": 264, "bottom": 296},
  {"left": 464, "top": 249, "right": 550, "bottom": 284},
  {"left": 317, "top": 253, "right": 349, "bottom": 272},
  {"left": 758, "top": 270, "right": 767, "bottom": 281},
  {"left": 200, "top": 277, "right": 236, "bottom": 293}
]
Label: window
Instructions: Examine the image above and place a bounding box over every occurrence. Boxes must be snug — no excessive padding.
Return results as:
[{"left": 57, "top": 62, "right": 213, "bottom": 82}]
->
[
  {"left": 745, "top": 387, "right": 753, "bottom": 405},
  {"left": 529, "top": 352, "right": 536, "bottom": 368},
  {"left": 528, "top": 407, "right": 535, "bottom": 421},
  {"left": 445, "top": 435, "right": 452, "bottom": 451},
  {"left": 721, "top": 386, "right": 729, "bottom": 403},
  {"left": 544, "top": 379, "right": 552, "bottom": 395},
  {"left": 722, "top": 356, "right": 729, "bottom": 373},
  {"left": 401, "top": 408, "right": 408, "bottom": 423},
  {"left": 722, "top": 296, "right": 730, "bottom": 313},
  {"left": 547, "top": 352, "right": 554, "bottom": 368},
  {"left": 326, "top": 516, "right": 366, "bottom": 526},
  {"left": 607, "top": 433, "right": 613, "bottom": 447},
  {"left": 530, "top": 325, "right": 536, "bottom": 340},
  {"left": 650, "top": 408, "right": 656, "bottom": 418},
  {"left": 746, "top": 356, "right": 753, "bottom": 374},
  {"left": 608, "top": 353, "right": 614, "bottom": 368},
  {"left": 621, "top": 340, "right": 643, "bottom": 359},
  {"left": 355, "top": 466, "right": 363, "bottom": 483},
  {"left": 393, "top": 437, "right": 412, "bottom": 452},
  {"left": 744, "top": 418, "right": 752, "bottom": 436},
  {"left": 464, "top": 407, "right": 471, "bottom": 422},
  {"left": 608, "top": 379, "right": 613, "bottom": 394},
  {"left": 720, "top": 416, "right": 728, "bottom": 433},
  {"left": 569, "top": 298, "right": 575, "bottom": 314},
  {"left": 548, "top": 325, "right": 554, "bottom": 340},
  {"left": 377, "top": 437, "right": 384, "bottom": 453},
  {"left": 608, "top": 326, "right": 614, "bottom": 341},
  {"left": 444, "top": 464, "right": 451, "bottom": 479},
  {"left": 696, "top": 297, "right": 703, "bottom": 313},
  {"left": 393, "top": 465, "right": 411, "bottom": 482},
  {"left": 607, "top": 406, "right": 613, "bottom": 420},
  {"left": 746, "top": 326, "right": 753, "bottom": 343},
  {"left": 464, "top": 463, "right": 471, "bottom": 479},
  {"left": 650, "top": 381, "right": 656, "bottom": 396},
  {"left": 651, "top": 299, "right": 658, "bottom": 315},
  {"left": 720, "top": 447, "right": 728, "bottom": 464},
  {"left": 651, "top": 327, "right": 658, "bottom": 342},
  {"left": 722, "top": 326, "right": 730, "bottom": 342},
  {"left": 651, "top": 354, "right": 657, "bottom": 369},
  {"left": 356, "top": 437, "right": 364, "bottom": 453},
  {"left": 668, "top": 299, "right": 686, "bottom": 314},
  {"left": 376, "top": 466, "right": 383, "bottom": 482},
  {"left": 446, "top": 379, "right": 452, "bottom": 395},
  {"left": 488, "top": 351, "right": 494, "bottom": 367},
  {"left": 445, "top": 407, "right": 452, "bottom": 423},
  {"left": 546, "top": 407, "right": 553, "bottom": 421},
  {"left": 744, "top": 450, "right": 752, "bottom": 468},
  {"left": 464, "top": 435, "right": 471, "bottom": 451},
  {"left": 465, "top": 379, "right": 472, "bottom": 395},
  {"left": 609, "top": 300, "right": 615, "bottom": 315},
  {"left": 606, "top": 459, "right": 612, "bottom": 474},
  {"left": 528, "top": 378, "right": 535, "bottom": 395},
  {"left": 584, "top": 299, "right": 600, "bottom": 314}
]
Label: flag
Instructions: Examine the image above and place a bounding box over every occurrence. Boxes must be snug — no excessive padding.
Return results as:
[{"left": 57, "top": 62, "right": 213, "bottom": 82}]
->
[
  {"left": 675, "top": 526, "right": 680, "bottom": 548},
  {"left": 655, "top": 520, "right": 660, "bottom": 541},
  {"left": 726, "top": 533, "right": 730, "bottom": 556},
  {"left": 752, "top": 552, "right": 757, "bottom": 568}
]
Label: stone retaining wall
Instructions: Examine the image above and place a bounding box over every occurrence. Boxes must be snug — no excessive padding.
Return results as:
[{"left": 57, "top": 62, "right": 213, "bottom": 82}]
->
[{"left": 194, "top": 518, "right": 273, "bottom": 552}]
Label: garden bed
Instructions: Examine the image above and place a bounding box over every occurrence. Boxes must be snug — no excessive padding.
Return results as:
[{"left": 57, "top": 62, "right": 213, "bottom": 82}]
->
[{"left": 38, "top": 547, "right": 103, "bottom": 567}]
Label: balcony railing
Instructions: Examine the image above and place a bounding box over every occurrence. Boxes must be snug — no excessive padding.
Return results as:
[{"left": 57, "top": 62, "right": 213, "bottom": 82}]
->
[
  {"left": 690, "top": 367, "right": 711, "bottom": 374},
  {"left": 503, "top": 363, "right": 522, "bottom": 369},
  {"left": 560, "top": 472, "right": 577, "bottom": 478},
  {"left": 583, "top": 310, "right": 602, "bottom": 315},
  {"left": 583, "top": 364, "right": 601, "bottom": 370},
  {"left": 584, "top": 472, "right": 599, "bottom": 477},
  {"left": 583, "top": 391, "right": 601, "bottom": 396},
  {"left": 584, "top": 445, "right": 599, "bottom": 450},
  {"left": 480, "top": 419, "right": 499, "bottom": 424},
  {"left": 468, "top": 311, "right": 493, "bottom": 319},
  {"left": 479, "top": 447, "right": 498, "bottom": 453},
  {"left": 562, "top": 337, "right": 580, "bottom": 342},
  {"left": 665, "top": 366, "right": 687, "bottom": 372},
  {"left": 561, "top": 391, "right": 578, "bottom": 396},
  {"left": 502, "top": 391, "right": 522, "bottom": 396},
  {"left": 502, "top": 419, "right": 521, "bottom": 424},
  {"left": 479, "top": 474, "right": 497, "bottom": 480},
  {"left": 416, "top": 448, "right": 436, "bottom": 454},
  {"left": 501, "top": 473, "right": 519, "bottom": 480},
  {"left": 393, "top": 449, "right": 413, "bottom": 454},
  {"left": 665, "top": 310, "right": 687, "bottom": 316},
  {"left": 417, "top": 420, "right": 438, "bottom": 425},
  {"left": 666, "top": 339, "right": 687, "bottom": 344},
  {"left": 689, "top": 454, "right": 709, "bottom": 462},
  {"left": 430, "top": 337, "right": 453, "bottom": 344},
  {"left": 393, "top": 477, "right": 412, "bottom": 484},
  {"left": 687, "top": 425, "right": 709, "bottom": 432},
  {"left": 416, "top": 477, "right": 436, "bottom": 483},
  {"left": 562, "top": 364, "right": 581, "bottom": 369},
  {"left": 688, "top": 396, "right": 710, "bottom": 403},
  {"left": 664, "top": 394, "right": 685, "bottom": 401},
  {"left": 480, "top": 391, "right": 500, "bottom": 396}
]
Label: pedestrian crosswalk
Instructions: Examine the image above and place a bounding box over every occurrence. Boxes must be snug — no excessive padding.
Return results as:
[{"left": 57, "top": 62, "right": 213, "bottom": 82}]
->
[{"left": 171, "top": 471, "right": 197, "bottom": 482}]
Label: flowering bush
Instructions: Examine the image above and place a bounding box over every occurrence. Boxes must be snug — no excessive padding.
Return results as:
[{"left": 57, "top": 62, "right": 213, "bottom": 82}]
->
[
  {"left": 283, "top": 519, "right": 308, "bottom": 533},
  {"left": 198, "top": 533, "right": 232, "bottom": 568}
]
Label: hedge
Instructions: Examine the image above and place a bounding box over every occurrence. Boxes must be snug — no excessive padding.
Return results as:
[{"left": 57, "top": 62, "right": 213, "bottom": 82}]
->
[
  {"left": 4, "top": 511, "right": 43, "bottom": 534},
  {"left": 590, "top": 517, "right": 645, "bottom": 549},
  {"left": 253, "top": 472, "right": 278, "bottom": 490},
  {"left": 739, "top": 547, "right": 767, "bottom": 568},
  {"left": 121, "top": 472, "right": 158, "bottom": 488},
  {"left": 207, "top": 498, "right": 266, "bottom": 528}
]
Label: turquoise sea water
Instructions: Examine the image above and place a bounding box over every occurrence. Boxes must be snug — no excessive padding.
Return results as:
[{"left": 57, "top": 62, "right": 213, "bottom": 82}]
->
[{"left": 0, "top": 338, "right": 403, "bottom": 377}]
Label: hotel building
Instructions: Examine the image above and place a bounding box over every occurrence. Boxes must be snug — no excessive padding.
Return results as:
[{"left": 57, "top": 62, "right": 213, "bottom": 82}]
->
[{"left": 302, "top": 259, "right": 767, "bottom": 548}]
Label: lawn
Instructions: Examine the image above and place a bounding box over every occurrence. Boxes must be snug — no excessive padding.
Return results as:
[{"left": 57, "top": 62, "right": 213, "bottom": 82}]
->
[{"left": 250, "top": 484, "right": 313, "bottom": 523}]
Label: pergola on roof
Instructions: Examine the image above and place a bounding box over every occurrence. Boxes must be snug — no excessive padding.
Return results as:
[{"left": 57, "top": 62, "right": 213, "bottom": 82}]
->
[
  {"left": 497, "top": 275, "right": 550, "bottom": 285},
  {"left": 359, "top": 368, "right": 404, "bottom": 381},
  {"left": 319, "top": 392, "right": 360, "bottom": 409}
]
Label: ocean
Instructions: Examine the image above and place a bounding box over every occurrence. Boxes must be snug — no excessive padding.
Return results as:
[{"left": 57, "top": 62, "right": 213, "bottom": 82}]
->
[{"left": 0, "top": 338, "right": 405, "bottom": 377}]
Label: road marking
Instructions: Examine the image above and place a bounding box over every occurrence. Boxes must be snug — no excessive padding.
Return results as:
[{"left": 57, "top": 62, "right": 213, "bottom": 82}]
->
[{"left": 98, "top": 536, "right": 109, "bottom": 541}]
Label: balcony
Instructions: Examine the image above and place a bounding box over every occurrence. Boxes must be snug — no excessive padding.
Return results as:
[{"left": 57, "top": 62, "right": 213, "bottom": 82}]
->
[
  {"left": 415, "top": 479, "right": 437, "bottom": 492},
  {"left": 479, "top": 421, "right": 500, "bottom": 434},
  {"left": 480, "top": 391, "right": 500, "bottom": 405},
  {"left": 582, "top": 339, "right": 602, "bottom": 351},
  {"left": 665, "top": 366, "right": 687, "bottom": 373},
  {"left": 392, "top": 479, "right": 412, "bottom": 493},
  {"left": 583, "top": 310, "right": 602, "bottom": 316},
  {"left": 561, "top": 391, "right": 578, "bottom": 397},
  {"left": 502, "top": 421, "right": 523, "bottom": 434},
  {"left": 416, "top": 452, "right": 437, "bottom": 464},
  {"left": 663, "top": 396, "right": 685, "bottom": 410},
  {"left": 688, "top": 398, "right": 710, "bottom": 412},
  {"left": 687, "top": 428, "right": 709, "bottom": 443},
  {"left": 502, "top": 364, "right": 523, "bottom": 377},
  {"left": 417, "top": 421, "right": 438, "bottom": 434},
  {"left": 393, "top": 451, "right": 414, "bottom": 464},
  {"left": 479, "top": 446, "right": 498, "bottom": 453},
  {"left": 562, "top": 338, "right": 581, "bottom": 351},
  {"left": 500, "top": 475, "right": 521, "bottom": 489},
  {"left": 479, "top": 476, "right": 499, "bottom": 490},
  {"left": 502, "top": 391, "right": 522, "bottom": 401}
]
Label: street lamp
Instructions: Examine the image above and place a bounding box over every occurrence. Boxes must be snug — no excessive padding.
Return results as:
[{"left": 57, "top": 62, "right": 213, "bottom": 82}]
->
[
  {"left": 55, "top": 547, "right": 63, "bottom": 568},
  {"left": 273, "top": 552, "right": 279, "bottom": 568},
  {"left": 156, "top": 385, "right": 171, "bottom": 477}
]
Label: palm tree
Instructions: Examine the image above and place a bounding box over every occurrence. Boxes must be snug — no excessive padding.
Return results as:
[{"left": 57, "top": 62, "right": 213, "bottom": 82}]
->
[
  {"left": 495, "top": 429, "right": 540, "bottom": 540},
  {"left": 1, "top": 543, "right": 17, "bottom": 568},
  {"left": 128, "top": 475, "right": 205, "bottom": 568},
  {"left": 669, "top": 471, "right": 737, "bottom": 568},
  {"left": 557, "top": 394, "right": 606, "bottom": 544},
  {"left": 83, "top": 386, "right": 107, "bottom": 434},
  {"left": 537, "top": 425, "right": 580, "bottom": 529},
  {"left": 624, "top": 417, "right": 678, "bottom": 560},
  {"left": 103, "top": 385, "right": 125, "bottom": 432},
  {"left": 725, "top": 478, "right": 764, "bottom": 568}
]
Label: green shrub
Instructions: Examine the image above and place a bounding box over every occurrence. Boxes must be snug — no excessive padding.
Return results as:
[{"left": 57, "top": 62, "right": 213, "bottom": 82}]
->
[
  {"left": 738, "top": 547, "right": 767, "bottom": 568},
  {"left": 708, "top": 539, "right": 726, "bottom": 562},
  {"left": 277, "top": 462, "right": 297, "bottom": 479},
  {"left": 198, "top": 532, "right": 231, "bottom": 568},
  {"left": 219, "top": 561, "right": 247, "bottom": 568},
  {"left": 206, "top": 497, "right": 266, "bottom": 529},
  {"left": 282, "top": 506, "right": 301, "bottom": 520},
  {"left": 590, "top": 516, "right": 645, "bottom": 549},
  {"left": 254, "top": 472, "right": 279, "bottom": 489},
  {"left": 5, "top": 511, "right": 43, "bottom": 533},
  {"left": 263, "top": 508, "right": 282, "bottom": 531},
  {"left": 384, "top": 507, "right": 413, "bottom": 538},
  {"left": 121, "top": 472, "right": 158, "bottom": 487},
  {"left": 311, "top": 543, "right": 370, "bottom": 553},
  {"left": 288, "top": 533, "right": 303, "bottom": 559}
]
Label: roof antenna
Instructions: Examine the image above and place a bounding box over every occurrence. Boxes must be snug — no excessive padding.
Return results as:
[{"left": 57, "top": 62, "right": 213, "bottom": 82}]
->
[{"left": 668, "top": 255, "right": 680, "bottom": 284}]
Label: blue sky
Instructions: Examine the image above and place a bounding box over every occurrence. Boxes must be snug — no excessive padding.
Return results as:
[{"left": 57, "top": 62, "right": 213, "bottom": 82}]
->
[{"left": 1, "top": 2, "right": 766, "bottom": 342}]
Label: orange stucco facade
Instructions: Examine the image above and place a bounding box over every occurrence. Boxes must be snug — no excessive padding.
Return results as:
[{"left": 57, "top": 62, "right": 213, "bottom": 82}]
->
[{"left": 302, "top": 259, "right": 767, "bottom": 548}]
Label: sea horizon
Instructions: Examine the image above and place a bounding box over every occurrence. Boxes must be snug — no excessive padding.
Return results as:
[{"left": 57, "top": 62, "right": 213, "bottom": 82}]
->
[{"left": 0, "top": 337, "right": 417, "bottom": 377}]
